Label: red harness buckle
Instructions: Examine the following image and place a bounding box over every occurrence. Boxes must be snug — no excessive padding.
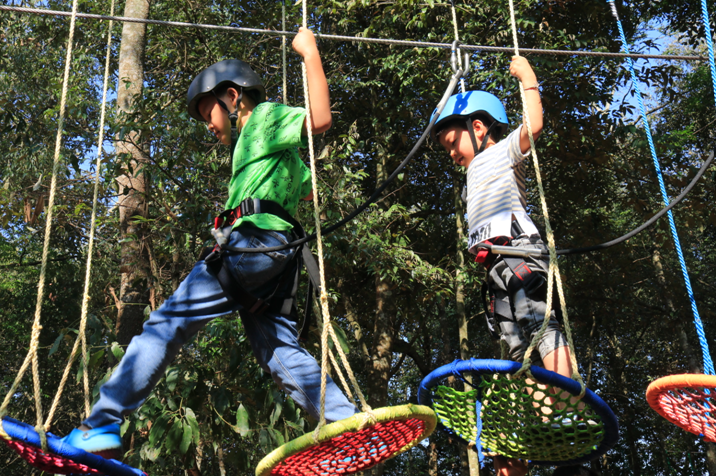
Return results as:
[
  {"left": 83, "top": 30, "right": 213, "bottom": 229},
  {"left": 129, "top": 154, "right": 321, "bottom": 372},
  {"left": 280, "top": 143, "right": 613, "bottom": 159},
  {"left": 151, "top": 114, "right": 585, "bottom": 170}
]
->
[
  {"left": 214, "top": 209, "right": 241, "bottom": 230},
  {"left": 474, "top": 236, "right": 512, "bottom": 266}
]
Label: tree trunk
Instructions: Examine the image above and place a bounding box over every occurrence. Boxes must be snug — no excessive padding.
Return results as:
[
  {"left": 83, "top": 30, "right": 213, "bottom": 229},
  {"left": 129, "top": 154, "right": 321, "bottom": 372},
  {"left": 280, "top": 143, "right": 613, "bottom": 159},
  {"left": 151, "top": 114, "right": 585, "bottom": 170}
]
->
[
  {"left": 608, "top": 327, "right": 641, "bottom": 476},
  {"left": 428, "top": 440, "right": 439, "bottom": 476},
  {"left": 114, "top": 0, "right": 152, "bottom": 346},
  {"left": 365, "top": 141, "right": 395, "bottom": 476},
  {"left": 454, "top": 174, "right": 480, "bottom": 476}
]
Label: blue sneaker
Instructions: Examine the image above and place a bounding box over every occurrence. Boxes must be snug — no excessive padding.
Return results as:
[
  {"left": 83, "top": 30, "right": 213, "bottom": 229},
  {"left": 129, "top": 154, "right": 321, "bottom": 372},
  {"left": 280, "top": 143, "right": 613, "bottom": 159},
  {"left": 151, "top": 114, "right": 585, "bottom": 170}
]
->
[{"left": 61, "top": 424, "right": 123, "bottom": 461}]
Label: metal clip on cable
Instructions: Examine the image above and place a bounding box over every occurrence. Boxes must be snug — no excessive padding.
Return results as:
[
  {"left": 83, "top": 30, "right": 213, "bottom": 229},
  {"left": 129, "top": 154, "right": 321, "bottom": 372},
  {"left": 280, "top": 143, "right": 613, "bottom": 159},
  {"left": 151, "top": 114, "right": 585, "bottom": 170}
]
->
[{"left": 450, "top": 40, "right": 471, "bottom": 80}]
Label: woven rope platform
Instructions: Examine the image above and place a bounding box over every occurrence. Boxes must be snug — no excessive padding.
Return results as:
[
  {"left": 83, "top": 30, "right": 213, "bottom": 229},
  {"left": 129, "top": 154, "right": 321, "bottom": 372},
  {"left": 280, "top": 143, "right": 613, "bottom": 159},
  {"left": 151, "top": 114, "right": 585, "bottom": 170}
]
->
[
  {"left": 1, "top": 417, "right": 145, "bottom": 476},
  {"left": 419, "top": 359, "right": 619, "bottom": 466},
  {"left": 647, "top": 374, "right": 716, "bottom": 442},
  {"left": 255, "top": 404, "right": 436, "bottom": 476},
  {"left": 4, "top": 438, "right": 102, "bottom": 475}
]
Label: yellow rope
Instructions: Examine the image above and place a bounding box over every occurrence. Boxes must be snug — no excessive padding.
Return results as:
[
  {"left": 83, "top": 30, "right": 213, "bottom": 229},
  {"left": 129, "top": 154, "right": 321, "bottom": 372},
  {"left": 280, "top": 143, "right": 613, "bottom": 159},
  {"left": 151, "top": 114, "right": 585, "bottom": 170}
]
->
[
  {"left": 326, "top": 337, "right": 358, "bottom": 408},
  {"left": 46, "top": 0, "right": 116, "bottom": 428},
  {"left": 505, "top": 0, "right": 583, "bottom": 391},
  {"left": 0, "top": 0, "right": 81, "bottom": 449},
  {"left": 298, "top": 0, "right": 372, "bottom": 441}
]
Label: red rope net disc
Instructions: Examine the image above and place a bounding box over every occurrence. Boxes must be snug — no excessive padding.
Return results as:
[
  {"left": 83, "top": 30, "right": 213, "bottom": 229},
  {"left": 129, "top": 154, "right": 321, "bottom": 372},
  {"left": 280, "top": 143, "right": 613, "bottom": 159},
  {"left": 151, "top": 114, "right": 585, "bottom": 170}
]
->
[
  {"left": 3, "top": 438, "right": 103, "bottom": 475},
  {"left": 646, "top": 374, "right": 716, "bottom": 442},
  {"left": 270, "top": 418, "right": 426, "bottom": 475}
]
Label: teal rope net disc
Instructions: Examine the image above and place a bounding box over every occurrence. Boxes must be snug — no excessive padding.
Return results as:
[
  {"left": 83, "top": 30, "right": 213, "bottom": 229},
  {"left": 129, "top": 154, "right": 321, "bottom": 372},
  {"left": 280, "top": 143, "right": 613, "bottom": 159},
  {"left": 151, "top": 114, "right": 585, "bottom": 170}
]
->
[{"left": 418, "top": 359, "right": 619, "bottom": 466}]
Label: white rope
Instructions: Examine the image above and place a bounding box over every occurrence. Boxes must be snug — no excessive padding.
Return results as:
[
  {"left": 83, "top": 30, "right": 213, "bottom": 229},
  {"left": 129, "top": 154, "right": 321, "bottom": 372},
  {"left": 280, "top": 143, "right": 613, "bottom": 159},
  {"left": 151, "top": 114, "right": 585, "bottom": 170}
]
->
[
  {"left": 449, "top": 0, "right": 466, "bottom": 93},
  {"left": 46, "top": 0, "right": 116, "bottom": 427},
  {"left": 0, "top": 0, "right": 81, "bottom": 449},
  {"left": 299, "top": 0, "right": 372, "bottom": 438},
  {"left": 506, "top": 0, "right": 582, "bottom": 386}
]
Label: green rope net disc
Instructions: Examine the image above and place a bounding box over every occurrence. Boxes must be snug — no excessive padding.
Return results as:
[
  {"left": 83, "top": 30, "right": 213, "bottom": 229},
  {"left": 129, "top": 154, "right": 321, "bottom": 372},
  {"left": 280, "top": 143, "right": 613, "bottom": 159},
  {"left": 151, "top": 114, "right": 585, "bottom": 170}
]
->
[
  {"left": 419, "top": 359, "right": 619, "bottom": 465},
  {"left": 436, "top": 374, "right": 603, "bottom": 461},
  {"left": 255, "top": 404, "right": 436, "bottom": 476}
]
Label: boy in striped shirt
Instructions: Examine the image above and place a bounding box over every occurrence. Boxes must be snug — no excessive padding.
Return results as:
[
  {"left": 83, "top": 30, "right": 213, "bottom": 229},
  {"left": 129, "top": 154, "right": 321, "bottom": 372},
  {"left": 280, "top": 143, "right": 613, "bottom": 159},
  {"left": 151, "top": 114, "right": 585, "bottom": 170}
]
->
[{"left": 433, "top": 57, "right": 573, "bottom": 461}]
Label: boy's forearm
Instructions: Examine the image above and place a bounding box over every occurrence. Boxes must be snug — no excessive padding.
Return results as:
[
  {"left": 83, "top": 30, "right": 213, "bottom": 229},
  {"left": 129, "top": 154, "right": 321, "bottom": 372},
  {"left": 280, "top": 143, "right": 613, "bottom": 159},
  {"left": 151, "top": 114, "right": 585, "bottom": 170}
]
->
[
  {"left": 522, "top": 87, "right": 543, "bottom": 137},
  {"left": 304, "top": 53, "right": 332, "bottom": 134},
  {"left": 509, "top": 56, "right": 543, "bottom": 150}
]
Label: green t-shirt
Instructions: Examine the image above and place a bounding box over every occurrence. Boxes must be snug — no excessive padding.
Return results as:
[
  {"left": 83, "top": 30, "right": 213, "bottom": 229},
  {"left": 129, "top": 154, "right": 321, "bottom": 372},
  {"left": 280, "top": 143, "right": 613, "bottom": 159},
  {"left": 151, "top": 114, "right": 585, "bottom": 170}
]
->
[{"left": 225, "top": 102, "right": 312, "bottom": 231}]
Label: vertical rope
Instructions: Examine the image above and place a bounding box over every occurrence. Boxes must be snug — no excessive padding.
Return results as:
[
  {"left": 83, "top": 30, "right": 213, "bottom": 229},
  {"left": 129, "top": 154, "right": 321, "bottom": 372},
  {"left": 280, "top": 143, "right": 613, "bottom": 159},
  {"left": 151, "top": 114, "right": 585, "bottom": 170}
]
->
[
  {"left": 299, "top": 1, "right": 373, "bottom": 437},
  {"left": 0, "top": 0, "right": 81, "bottom": 449},
  {"left": 46, "top": 0, "right": 116, "bottom": 427},
  {"left": 282, "top": 0, "right": 288, "bottom": 105},
  {"left": 698, "top": 0, "right": 716, "bottom": 110},
  {"left": 608, "top": 0, "right": 714, "bottom": 375},
  {"left": 507, "top": 0, "right": 583, "bottom": 388},
  {"left": 449, "top": 0, "right": 466, "bottom": 93}
]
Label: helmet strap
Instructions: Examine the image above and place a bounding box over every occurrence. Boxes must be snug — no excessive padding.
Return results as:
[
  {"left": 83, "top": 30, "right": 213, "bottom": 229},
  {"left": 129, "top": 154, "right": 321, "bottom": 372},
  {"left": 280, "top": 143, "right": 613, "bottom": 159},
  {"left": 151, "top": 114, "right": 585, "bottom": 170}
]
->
[
  {"left": 466, "top": 117, "right": 499, "bottom": 158},
  {"left": 465, "top": 117, "right": 479, "bottom": 157},
  {"left": 213, "top": 88, "right": 244, "bottom": 156}
]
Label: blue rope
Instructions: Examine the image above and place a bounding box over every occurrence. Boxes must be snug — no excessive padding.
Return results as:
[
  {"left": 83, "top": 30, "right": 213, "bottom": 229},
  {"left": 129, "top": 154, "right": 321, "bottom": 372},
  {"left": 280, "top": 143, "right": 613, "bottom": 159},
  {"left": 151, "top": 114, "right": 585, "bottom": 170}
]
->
[
  {"left": 699, "top": 0, "right": 716, "bottom": 111},
  {"left": 607, "top": 0, "right": 715, "bottom": 375},
  {"left": 474, "top": 397, "right": 484, "bottom": 463}
]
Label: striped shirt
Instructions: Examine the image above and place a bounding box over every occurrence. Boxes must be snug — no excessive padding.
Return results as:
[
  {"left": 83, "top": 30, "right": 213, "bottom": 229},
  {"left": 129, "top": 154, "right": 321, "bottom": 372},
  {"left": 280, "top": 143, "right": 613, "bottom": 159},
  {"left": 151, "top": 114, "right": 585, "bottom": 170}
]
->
[{"left": 465, "top": 125, "right": 539, "bottom": 254}]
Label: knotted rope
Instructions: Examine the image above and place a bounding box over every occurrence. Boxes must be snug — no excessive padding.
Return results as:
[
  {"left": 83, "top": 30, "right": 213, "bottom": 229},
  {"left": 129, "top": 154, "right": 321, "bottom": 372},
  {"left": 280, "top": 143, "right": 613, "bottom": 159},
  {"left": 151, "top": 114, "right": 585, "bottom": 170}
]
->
[
  {"left": 0, "top": 0, "right": 81, "bottom": 450},
  {"left": 298, "top": 0, "right": 376, "bottom": 442},
  {"left": 46, "top": 0, "right": 116, "bottom": 427},
  {"left": 506, "top": 0, "right": 583, "bottom": 392}
]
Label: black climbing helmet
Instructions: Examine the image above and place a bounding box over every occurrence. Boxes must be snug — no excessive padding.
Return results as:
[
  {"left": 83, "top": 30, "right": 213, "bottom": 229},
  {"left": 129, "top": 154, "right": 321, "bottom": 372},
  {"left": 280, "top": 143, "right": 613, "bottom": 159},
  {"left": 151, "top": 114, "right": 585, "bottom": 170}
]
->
[{"left": 186, "top": 59, "right": 266, "bottom": 121}]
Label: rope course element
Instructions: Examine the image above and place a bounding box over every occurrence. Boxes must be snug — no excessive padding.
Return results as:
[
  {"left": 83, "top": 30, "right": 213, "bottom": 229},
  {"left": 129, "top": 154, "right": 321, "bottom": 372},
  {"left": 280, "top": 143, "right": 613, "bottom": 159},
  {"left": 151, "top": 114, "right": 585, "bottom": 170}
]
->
[
  {"left": 46, "top": 0, "right": 116, "bottom": 427},
  {"left": 626, "top": 0, "right": 716, "bottom": 443},
  {"left": 506, "top": 0, "right": 582, "bottom": 386},
  {"left": 449, "top": 0, "right": 467, "bottom": 93},
  {"left": 0, "top": 2, "right": 146, "bottom": 475},
  {"left": 281, "top": 0, "right": 287, "bottom": 105},
  {"left": 647, "top": 375, "right": 716, "bottom": 442},
  {"left": 255, "top": 3, "right": 438, "bottom": 474},
  {"left": 608, "top": 0, "right": 714, "bottom": 376},
  {"left": 700, "top": 0, "right": 716, "bottom": 106},
  {"left": 0, "top": 0, "right": 83, "bottom": 452},
  {"left": 0, "top": 4, "right": 707, "bottom": 62},
  {"left": 255, "top": 406, "right": 437, "bottom": 476},
  {"left": 1, "top": 418, "right": 145, "bottom": 476},
  {"left": 418, "top": 360, "right": 619, "bottom": 466}
]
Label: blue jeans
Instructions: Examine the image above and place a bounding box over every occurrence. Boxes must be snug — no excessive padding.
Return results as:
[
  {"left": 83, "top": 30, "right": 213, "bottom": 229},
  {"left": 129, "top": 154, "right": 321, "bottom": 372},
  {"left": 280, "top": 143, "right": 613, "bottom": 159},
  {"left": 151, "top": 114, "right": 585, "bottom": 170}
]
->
[{"left": 84, "top": 226, "right": 357, "bottom": 429}]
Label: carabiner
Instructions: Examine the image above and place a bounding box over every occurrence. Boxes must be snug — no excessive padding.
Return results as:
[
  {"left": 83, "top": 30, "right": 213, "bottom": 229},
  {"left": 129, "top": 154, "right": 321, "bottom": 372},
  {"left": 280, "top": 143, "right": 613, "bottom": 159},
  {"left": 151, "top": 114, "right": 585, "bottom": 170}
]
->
[{"left": 450, "top": 40, "right": 471, "bottom": 78}]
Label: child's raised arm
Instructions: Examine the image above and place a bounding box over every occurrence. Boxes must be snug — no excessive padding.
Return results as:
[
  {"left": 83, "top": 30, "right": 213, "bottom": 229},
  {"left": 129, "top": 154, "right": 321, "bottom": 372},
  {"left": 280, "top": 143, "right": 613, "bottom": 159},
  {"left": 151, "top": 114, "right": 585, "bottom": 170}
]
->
[
  {"left": 293, "top": 27, "right": 332, "bottom": 135},
  {"left": 510, "top": 56, "right": 543, "bottom": 153}
]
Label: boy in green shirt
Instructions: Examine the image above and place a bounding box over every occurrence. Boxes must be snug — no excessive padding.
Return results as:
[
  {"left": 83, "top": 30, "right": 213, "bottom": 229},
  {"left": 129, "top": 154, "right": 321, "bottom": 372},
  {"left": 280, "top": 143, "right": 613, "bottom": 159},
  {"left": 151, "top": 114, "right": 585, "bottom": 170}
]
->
[{"left": 61, "top": 28, "right": 357, "bottom": 459}]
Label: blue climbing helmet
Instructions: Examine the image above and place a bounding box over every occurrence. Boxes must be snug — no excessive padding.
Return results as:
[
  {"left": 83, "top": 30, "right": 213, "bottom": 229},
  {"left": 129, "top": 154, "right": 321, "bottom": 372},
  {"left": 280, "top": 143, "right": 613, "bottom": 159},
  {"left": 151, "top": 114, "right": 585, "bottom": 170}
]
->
[{"left": 431, "top": 91, "right": 509, "bottom": 154}]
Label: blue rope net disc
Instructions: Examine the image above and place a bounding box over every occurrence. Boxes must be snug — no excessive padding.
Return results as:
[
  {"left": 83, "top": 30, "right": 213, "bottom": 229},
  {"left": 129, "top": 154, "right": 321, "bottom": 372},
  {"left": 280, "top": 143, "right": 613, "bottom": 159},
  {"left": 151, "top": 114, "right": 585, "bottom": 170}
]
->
[
  {"left": 1, "top": 417, "right": 145, "bottom": 476},
  {"left": 418, "top": 359, "right": 619, "bottom": 466}
]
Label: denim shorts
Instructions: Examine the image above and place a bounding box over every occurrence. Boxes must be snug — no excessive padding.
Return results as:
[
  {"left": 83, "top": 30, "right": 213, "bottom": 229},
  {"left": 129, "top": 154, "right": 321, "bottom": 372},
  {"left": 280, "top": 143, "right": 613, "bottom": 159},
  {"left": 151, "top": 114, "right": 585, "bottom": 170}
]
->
[{"left": 487, "top": 235, "right": 568, "bottom": 363}]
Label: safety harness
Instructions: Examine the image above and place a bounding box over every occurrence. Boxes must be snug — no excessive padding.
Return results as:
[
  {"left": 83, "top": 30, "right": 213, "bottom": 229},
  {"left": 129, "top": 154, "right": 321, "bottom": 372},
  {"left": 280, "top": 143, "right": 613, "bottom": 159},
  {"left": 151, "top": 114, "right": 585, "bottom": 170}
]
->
[
  {"left": 202, "top": 197, "right": 320, "bottom": 341},
  {"left": 479, "top": 220, "right": 551, "bottom": 339}
]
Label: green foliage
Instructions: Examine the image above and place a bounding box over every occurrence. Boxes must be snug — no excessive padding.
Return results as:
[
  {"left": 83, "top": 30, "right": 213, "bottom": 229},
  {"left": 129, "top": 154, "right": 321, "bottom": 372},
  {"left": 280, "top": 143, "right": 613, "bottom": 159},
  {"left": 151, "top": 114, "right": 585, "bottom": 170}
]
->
[{"left": 2, "top": 0, "right": 716, "bottom": 474}]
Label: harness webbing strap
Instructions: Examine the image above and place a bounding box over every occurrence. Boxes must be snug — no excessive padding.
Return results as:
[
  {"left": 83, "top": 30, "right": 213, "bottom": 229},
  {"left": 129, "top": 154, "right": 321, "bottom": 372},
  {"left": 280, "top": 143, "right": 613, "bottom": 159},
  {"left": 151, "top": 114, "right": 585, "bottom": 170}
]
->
[
  {"left": 300, "top": 246, "right": 322, "bottom": 341},
  {"left": 502, "top": 256, "right": 546, "bottom": 297},
  {"left": 206, "top": 198, "right": 324, "bottom": 341}
]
